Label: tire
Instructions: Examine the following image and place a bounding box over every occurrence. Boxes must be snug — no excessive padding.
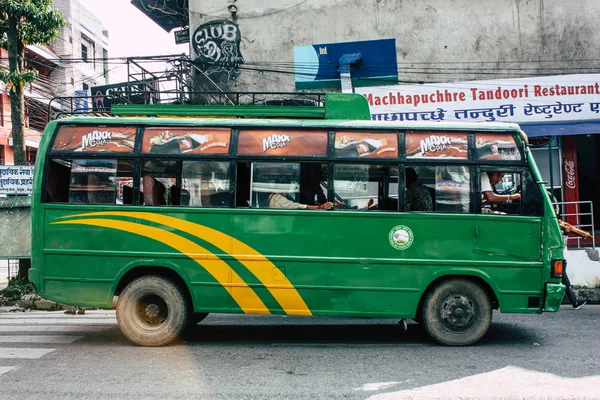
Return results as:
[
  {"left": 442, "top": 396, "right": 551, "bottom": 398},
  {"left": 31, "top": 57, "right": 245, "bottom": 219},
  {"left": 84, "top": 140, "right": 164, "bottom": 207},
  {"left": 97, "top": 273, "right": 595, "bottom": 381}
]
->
[
  {"left": 422, "top": 279, "right": 492, "bottom": 346},
  {"left": 116, "top": 275, "right": 188, "bottom": 346}
]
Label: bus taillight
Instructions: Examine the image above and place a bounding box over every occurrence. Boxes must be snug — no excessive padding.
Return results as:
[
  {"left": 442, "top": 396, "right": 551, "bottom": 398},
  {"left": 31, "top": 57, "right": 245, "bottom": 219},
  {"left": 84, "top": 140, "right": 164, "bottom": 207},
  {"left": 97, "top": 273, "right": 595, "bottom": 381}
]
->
[{"left": 551, "top": 259, "right": 564, "bottom": 278}]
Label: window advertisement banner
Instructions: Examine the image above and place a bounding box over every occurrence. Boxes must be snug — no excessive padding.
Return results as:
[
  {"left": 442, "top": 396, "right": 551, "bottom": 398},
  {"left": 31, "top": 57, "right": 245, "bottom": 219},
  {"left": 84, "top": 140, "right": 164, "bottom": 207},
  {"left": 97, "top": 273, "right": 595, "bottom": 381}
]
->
[
  {"left": 406, "top": 131, "right": 468, "bottom": 159},
  {"left": 52, "top": 126, "right": 137, "bottom": 152},
  {"left": 334, "top": 132, "right": 398, "bottom": 158},
  {"left": 475, "top": 134, "right": 521, "bottom": 160},
  {"left": 142, "top": 128, "right": 231, "bottom": 155},
  {"left": 237, "top": 130, "right": 328, "bottom": 156},
  {"left": 0, "top": 165, "right": 34, "bottom": 195},
  {"left": 356, "top": 74, "right": 600, "bottom": 124}
]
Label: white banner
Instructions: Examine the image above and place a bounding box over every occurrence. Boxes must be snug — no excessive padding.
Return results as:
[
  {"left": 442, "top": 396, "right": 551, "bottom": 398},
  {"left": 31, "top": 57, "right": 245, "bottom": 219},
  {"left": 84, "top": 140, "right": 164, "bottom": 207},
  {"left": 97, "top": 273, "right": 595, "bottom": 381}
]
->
[
  {"left": 0, "top": 166, "right": 34, "bottom": 195},
  {"left": 356, "top": 74, "right": 600, "bottom": 124}
]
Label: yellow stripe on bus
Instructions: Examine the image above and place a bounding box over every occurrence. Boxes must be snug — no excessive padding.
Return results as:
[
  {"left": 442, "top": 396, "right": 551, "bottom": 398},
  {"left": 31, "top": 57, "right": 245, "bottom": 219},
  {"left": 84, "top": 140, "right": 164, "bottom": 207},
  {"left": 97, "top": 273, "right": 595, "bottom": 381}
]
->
[
  {"left": 53, "top": 218, "right": 270, "bottom": 314},
  {"left": 63, "top": 211, "right": 312, "bottom": 316}
]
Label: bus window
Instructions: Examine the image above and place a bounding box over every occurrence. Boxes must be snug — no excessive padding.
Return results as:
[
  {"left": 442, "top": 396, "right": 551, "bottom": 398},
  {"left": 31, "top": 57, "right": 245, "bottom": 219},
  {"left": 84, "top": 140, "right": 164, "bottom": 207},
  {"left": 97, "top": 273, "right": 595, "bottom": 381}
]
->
[
  {"left": 435, "top": 165, "right": 470, "bottom": 213},
  {"left": 409, "top": 165, "right": 470, "bottom": 213},
  {"left": 299, "top": 163, "right": 327, "bottom": 206},
  {"left": 251, "top": 162, "right": 301, "bottom": 208},
  {"left": 404, "top": 166, "right": 433, "bottom": 212},
  {"left": 333, "top": 164, "right": 398, "bottom": 211},
  {"left": 45, "top": 159, "right": 71, "bottom": 203},
  {"left": 141, "top": 160, "right": 175, "bottom": 206},
  {"left": 67, "top": 159, "right": 126, "bottom": 205},
  {"left": 181, "top": 161, "right": 230, "bottom": 207},
  {"left": 480, "top": 169, "right": 523, "bottom": 215}
]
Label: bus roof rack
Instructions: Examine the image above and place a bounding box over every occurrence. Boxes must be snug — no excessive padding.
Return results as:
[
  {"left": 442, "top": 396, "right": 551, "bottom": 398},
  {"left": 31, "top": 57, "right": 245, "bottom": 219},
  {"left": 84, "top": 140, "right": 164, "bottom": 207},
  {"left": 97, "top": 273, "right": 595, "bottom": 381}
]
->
[{"left": 110, "top": 93, "right": 371, "bottom": 120}]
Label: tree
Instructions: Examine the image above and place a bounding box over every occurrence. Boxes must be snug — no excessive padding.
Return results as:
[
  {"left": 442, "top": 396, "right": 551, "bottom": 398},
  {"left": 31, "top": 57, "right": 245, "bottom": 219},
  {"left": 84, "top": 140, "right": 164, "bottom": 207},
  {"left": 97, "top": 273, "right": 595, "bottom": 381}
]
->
[{"left": 0, "top": 0, "right": 64, "bottom": 165}]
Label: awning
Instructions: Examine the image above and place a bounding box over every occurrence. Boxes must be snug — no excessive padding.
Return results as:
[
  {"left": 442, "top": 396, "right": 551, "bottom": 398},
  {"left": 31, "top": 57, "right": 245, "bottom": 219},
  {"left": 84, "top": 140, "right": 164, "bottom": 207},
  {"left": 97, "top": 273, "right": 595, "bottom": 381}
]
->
[
  {"left": 8, "top": 137, "right": 40, "bottom": 149},
  {"left": 520, "top": 120, "right": 600, "bottom": 138},
  {"left": 25, "top": 44, "right": 60, "bottom": 66}
]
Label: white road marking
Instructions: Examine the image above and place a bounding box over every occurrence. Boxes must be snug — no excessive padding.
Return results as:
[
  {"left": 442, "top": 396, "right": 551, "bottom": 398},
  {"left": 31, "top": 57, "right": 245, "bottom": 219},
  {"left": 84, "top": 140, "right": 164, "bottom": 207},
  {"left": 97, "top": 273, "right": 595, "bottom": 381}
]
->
[
  {"left": 0, "top": 335, "right": 84, "bottom": 344},
  {"left": 0, "top": 348, "right": 55, "bottom": 359},
  {"left": 367, "top": 366, "right": 600, "bottom": 399},
  {"left": 0, "top": 325, "right": 110, "bottom": 332},
  {"left": 0, "top": 318, "right": 116, "bottom": 325},
  {"left": 0, "top": 366, "right": 18, "bottom": 376},
  {"left": 359, "top": 382, "right": 409, "bottom": 391},
  {"left": 0, "top": 311, "right": 116, "bottom": 319}
]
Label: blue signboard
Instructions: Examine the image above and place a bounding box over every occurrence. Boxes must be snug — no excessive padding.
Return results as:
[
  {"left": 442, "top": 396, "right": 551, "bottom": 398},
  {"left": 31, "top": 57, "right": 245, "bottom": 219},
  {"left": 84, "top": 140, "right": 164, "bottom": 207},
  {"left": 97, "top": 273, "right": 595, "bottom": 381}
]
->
[
  {"left": 74, "top": 90, "right": 89, "bottom": 112},
  {"left": 294, "top": 38, "right": 398, "bottom": 90}
]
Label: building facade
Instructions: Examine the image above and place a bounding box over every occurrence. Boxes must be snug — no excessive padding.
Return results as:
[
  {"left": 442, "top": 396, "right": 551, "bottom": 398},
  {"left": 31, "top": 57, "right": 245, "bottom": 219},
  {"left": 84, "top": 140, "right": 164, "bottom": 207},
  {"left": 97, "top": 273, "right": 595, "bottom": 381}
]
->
[
  {"left": 53, "top": 0, "right": 110, "bottom": 97},
  {"left": 0, "top": 0, "right": 109, "bottom": 166}
]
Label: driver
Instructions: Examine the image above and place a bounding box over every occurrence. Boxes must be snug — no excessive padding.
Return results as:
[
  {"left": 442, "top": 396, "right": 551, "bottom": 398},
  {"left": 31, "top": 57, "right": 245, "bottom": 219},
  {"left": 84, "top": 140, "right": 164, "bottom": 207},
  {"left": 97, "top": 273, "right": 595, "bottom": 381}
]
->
[{"left": 481, "top": 171, "right": 521, "bottom": 203}]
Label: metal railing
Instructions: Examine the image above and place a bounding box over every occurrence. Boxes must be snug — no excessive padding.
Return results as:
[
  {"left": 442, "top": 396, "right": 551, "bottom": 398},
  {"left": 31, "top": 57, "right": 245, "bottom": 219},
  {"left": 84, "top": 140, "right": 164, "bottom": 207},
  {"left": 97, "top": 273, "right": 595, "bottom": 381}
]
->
[{"left": 553, "top": 200, "right": 595, "bottom": 248}]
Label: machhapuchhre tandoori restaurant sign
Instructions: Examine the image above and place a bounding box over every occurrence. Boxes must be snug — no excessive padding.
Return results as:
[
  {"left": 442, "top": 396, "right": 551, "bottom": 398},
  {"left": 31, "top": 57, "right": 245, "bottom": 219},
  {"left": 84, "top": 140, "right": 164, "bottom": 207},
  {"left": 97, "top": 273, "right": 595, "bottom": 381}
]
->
[
  {"left": 356, "top": 74, "right": 600, "bottom": 123},
  {"left": 52, "top": 126, "right": 137, "bottom": 152},
  {"left": 142, "top": 128, "right": 230, "bottom": 154}
]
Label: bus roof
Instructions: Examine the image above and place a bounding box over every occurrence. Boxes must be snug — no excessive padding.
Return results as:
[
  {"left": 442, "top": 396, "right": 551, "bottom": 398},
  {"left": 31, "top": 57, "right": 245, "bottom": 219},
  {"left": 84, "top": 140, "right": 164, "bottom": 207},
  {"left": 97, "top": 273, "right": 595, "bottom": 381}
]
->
[{"left": 50, "top": 115, "right": 526, "bottom": 135}]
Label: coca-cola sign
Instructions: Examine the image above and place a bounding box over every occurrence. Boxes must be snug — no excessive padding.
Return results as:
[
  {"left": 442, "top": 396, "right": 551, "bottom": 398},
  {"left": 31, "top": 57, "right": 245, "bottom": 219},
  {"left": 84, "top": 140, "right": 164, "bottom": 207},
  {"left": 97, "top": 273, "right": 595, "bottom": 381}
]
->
[{"left": 564, "top": 159, "right": 577, "bottom": 189}]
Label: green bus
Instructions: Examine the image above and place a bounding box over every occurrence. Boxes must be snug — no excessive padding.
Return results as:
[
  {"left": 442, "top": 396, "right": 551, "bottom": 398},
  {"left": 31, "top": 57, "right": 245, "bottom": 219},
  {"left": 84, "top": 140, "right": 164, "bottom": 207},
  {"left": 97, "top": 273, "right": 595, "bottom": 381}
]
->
[{"left": 30, "top": 93, "right": 566, "bottom": 346}]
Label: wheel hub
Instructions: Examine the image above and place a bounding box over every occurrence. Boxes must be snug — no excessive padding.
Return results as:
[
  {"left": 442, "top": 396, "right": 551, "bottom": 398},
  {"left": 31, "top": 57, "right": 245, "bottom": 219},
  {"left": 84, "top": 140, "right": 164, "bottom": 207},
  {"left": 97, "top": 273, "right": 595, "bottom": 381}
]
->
[
  {"left": 440, "top": 294, "right": 477, "bottom": 331},
  {"left": 134, "top": 294, "right": 168, "bottom": 327},
  {"left": 144, "top": 303, "right": 161, "bottom": 319}
]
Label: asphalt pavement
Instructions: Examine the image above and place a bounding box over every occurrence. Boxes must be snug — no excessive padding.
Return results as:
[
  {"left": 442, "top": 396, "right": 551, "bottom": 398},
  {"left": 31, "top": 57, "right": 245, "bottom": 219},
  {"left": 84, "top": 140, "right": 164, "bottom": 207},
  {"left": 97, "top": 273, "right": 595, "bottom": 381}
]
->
[{"left": 0, "top": 306, "right": 599, "bottom": 399}]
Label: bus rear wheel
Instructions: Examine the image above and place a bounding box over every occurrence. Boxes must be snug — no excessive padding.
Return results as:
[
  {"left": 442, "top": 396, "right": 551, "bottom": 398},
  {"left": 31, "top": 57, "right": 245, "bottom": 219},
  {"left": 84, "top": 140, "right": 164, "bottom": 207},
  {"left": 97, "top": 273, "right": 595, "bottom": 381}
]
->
[
  {"left": 422, "top": 279, "right": 492, "bottom": 346},
  {"left": 116, "top": 275, "right": 188, "bottom": 346}
]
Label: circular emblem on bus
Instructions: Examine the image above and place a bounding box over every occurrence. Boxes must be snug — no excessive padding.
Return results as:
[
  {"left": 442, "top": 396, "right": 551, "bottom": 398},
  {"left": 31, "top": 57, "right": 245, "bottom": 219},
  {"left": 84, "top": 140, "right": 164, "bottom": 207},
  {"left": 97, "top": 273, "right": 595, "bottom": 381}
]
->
[{"left": 389, "top": 225, "right": 414, "bottom": 250}]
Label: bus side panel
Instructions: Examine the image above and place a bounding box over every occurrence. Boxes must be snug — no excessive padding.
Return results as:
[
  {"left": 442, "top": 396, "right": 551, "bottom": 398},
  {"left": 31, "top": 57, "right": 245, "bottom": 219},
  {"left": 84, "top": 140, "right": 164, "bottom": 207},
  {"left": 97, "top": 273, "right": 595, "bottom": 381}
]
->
[
  {"left": 39, "top": 207, "right": 234, "bottom": 311},
  {"left": 328, "top": 213, "right": 475, "bottom": 317},
  {"left": 231, "top": 210, "right": 331, "bottom": 316}
]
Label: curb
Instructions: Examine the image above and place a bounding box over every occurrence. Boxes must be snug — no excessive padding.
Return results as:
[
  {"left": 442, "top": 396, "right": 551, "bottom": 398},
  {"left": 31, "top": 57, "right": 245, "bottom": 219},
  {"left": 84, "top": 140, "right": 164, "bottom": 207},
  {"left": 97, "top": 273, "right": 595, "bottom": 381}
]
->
[{"left": 571, "top": 288, "right": 600, "bottom": 305}]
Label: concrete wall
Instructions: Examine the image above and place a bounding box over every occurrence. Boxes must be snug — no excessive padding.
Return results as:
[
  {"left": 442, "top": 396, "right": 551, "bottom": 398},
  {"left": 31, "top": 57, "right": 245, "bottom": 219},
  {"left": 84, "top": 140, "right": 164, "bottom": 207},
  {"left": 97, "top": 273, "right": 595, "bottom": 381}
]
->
[
  {"left": 189, "top": 0, "right": 600, "bottom": 93},
  {"left": 0, "top": 199, "right": 31, "bottom": 259}
]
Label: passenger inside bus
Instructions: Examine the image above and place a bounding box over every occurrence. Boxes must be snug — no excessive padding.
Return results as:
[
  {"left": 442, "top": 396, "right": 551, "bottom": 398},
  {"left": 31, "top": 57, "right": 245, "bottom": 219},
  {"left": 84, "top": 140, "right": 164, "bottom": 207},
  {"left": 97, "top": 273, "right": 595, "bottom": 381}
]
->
[
  {"left": 142, "top": 175, "right": 166, "bottom": 205},
  {"left": 481, "top": 171, "right": 521, "bottom": 204},
  {"left": 299, "top": 164, "right": 327, "bottom": 206},
  {"left": 406, "top": 167, "right": 433, "bottom": 212},
  {"left": 268, "top": 193, "right": 333, "bottom": 210}
]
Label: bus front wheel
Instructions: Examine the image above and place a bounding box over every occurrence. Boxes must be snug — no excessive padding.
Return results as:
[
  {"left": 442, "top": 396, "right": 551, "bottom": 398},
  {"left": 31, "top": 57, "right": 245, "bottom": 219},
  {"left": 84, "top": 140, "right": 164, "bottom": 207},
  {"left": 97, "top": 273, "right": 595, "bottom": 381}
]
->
[
  {"left": 116, "top": 275, "right": 188, "bottom": 346},
  {"left": 422, "top": 279, "right": 492, "bottom": 346}
]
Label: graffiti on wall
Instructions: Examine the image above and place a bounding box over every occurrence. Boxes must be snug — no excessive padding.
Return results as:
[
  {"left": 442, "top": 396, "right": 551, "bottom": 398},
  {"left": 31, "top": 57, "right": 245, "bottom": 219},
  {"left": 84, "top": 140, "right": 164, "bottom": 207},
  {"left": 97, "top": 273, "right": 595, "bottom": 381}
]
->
[{"left": 192, "top": 20, "right": 244, "bottom": 80}]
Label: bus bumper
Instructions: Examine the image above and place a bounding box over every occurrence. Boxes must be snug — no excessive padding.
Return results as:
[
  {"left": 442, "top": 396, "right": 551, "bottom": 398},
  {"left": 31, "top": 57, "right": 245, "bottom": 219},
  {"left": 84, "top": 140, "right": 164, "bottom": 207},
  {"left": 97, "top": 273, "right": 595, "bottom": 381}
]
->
[{"left": 543, "top": 283, "right": 566, "bottom": 312}]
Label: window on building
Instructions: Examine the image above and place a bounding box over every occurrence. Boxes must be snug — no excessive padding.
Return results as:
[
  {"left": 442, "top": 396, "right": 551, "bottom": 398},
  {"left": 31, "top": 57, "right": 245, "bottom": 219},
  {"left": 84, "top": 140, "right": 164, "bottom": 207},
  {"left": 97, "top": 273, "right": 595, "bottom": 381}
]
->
[
  {"left": 102, "top": 48, "right": 109, "bottom": 81},
  {"left": 26, "top": 147, "right": 37, "bottom": 165},
  {"left": 0, "top": 145, "right": 4, "bottom": 165},
  {"left": 82, "top": 83, "right": 89, "bottom": 91},
  {"left": 81, "top": 43, "right": 88, "bottom": 62}
]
